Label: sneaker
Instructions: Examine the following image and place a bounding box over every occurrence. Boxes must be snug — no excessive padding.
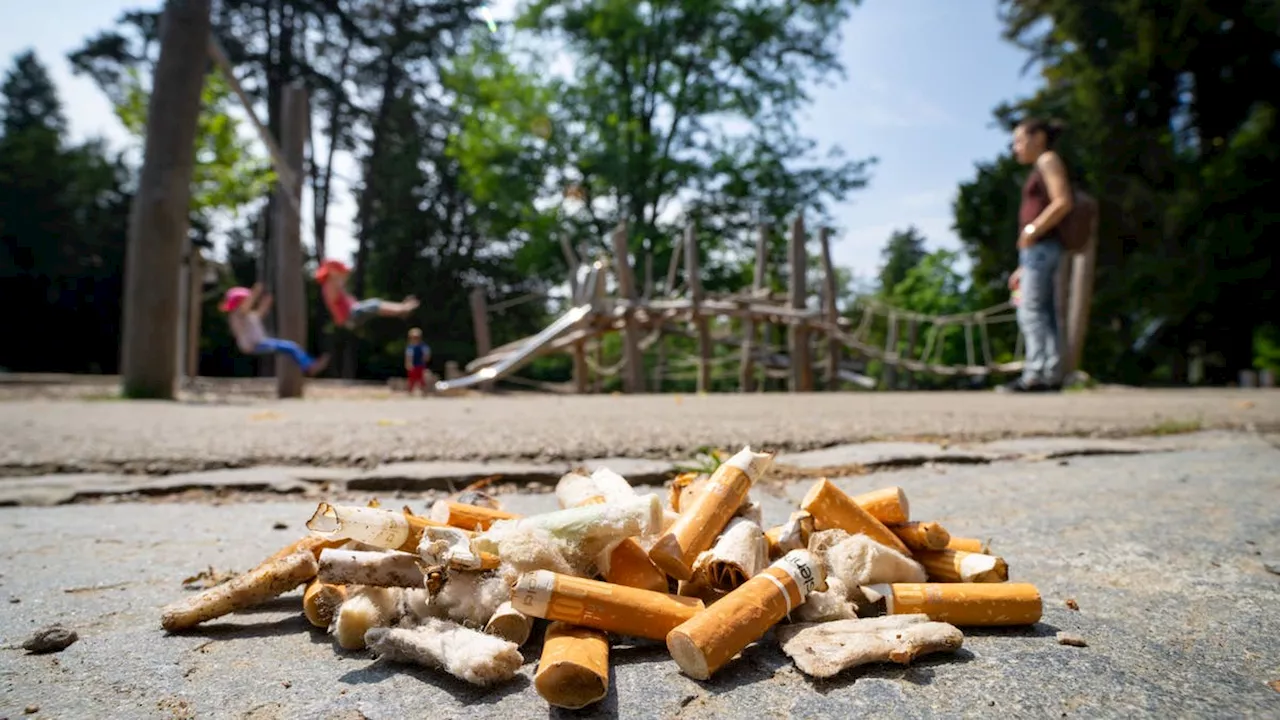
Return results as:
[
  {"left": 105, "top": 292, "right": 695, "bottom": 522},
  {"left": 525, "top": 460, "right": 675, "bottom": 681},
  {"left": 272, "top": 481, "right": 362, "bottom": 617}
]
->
[
  {"left": 305, "top": 353, "right": 331, "bottom": 377},
  {"left": 996, "top": 378, "right": 1042, "bottom": 394}
]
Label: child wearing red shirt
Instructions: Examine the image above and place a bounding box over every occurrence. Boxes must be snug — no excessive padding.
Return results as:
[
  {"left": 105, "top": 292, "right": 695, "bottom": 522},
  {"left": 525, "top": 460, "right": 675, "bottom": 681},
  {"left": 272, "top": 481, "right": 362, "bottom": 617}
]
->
[{"left": 315, "top": 259, "right": 419, "bottom": 329}]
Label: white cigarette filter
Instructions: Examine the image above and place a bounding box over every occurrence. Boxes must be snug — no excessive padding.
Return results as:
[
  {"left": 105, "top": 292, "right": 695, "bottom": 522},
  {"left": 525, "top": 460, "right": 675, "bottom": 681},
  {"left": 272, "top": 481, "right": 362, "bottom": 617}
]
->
[
  {"left": 555, "top": 467, "right": 637, "bottom": 509},
  {"left": 511, "top": 569, "right": 704, "bottom": 641},
  {"left": 484, "top": 601, "right": 534, "bottom": 646},
  {"left": 666, "top": 549, "right": 826, "bottom": 680},
  {"left": 307, "top": 502, "right": 416, "bottom": 550},
  {"left": 765, "top": 511, "right": 814, "bottom": 559},
  {"left": 317, "top": 549, "right": 425, "bottom": 588},
  {"left": 418, "top": 526, "right": 488, "bottom": 571},
  {"left": 692, "top": 517, "right": 767, "bottom": 592},
  {"left": 649, "top": 446, "right": 775, "bottom": 581}
]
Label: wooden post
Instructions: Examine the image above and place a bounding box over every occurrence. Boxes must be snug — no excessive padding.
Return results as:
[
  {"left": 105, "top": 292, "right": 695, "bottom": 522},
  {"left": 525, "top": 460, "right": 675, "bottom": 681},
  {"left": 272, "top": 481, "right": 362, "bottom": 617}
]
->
[
  {"left": 186, "top": 246, "right": 203, "bottom": 380},
  {"left": 119, "top": 0, "right": 212, "bottom": 399},
  {"left": 740, "top": 225, "right": 768, "bottom": 392},
  {"left": 652, "top": 233, "right": 684, "bottom": 391},
  {"left": 611, "top": 223, "right": 645, "bottom": 393},
  {"left": 788, "top": 214, "right": 812, "bottom": 392},
  {"left": 274, "top": 83, "right": 308, "bottom": 399},
  {"left": 685, "top": 223, "right": 712, "bottom": 393},
  {"left": 818, "top": 227, "right": 839, "bottom": 390},
  {"left": 469, "top": 287, "right": 493, "bottom": 392},
  {"left": 881, "top": 314, "right": 898, "bottom": 390},
  {"left": 572, "top": 340, "right": 588, "bottom": 393},
  {"left": 903, "top": 319, "right": 919, "bottom": 389},
  {"left": 1064, "top": 220, "right": 1098, "bottom": 378}
]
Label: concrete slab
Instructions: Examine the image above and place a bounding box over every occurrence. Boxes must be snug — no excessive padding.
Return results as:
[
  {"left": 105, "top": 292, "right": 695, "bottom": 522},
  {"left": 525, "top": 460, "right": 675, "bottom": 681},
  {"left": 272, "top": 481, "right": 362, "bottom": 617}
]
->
[
  {"left": 774, "top": 441, "right": 997, "bottom": 469},
  {"left": 347, "top": 461, "right": 571, "bottom": 492},
  {"left": 576, "top": 457, "right": 679, "bottom": 486},
  {"left": 0, "top": 467, "right": 355, "bottom": 507},
  {"left": 2, "top": 441, "right": 1278, "bottom": 717}
]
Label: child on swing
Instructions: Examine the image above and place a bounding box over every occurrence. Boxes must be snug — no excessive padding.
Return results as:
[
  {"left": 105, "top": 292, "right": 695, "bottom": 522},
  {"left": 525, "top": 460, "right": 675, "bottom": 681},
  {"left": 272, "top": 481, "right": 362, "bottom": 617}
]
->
[
  {"left": 315, "top": 259, "right": 419, "bottom": 330},
  {"left": 220, "top": 284, "right": 330, "bottom": 376}
]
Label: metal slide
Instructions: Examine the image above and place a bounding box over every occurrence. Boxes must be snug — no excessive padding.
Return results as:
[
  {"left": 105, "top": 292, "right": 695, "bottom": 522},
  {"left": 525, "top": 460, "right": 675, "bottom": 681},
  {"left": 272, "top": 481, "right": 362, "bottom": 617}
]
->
[
  {"left": 434, "top": 260, "right": 606, "bottom": 393},
  {"left": 433, "top": 304, "right": 594, "bottom": 392}
]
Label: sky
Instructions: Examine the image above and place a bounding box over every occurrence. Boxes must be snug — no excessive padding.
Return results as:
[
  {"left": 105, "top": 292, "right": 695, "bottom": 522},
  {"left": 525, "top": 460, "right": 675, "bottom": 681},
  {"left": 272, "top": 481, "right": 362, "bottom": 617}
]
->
[{"left": 0, "top": 0, "right": 1041, "bottom": 287}]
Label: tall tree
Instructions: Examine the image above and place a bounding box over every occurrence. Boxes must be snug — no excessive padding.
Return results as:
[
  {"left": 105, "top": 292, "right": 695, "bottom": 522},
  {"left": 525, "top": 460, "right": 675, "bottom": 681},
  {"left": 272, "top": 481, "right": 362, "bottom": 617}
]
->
[{"left": 877, "top": 226, "right": 927, "bottom": 295}]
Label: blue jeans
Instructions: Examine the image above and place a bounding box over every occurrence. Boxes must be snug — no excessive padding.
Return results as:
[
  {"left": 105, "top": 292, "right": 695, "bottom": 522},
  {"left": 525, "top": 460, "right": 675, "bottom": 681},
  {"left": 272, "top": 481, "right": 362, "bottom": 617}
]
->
[
  {"left": 346, "top": 299, "right": 382, "bottom": 328},
  {"left": 254, "top": 339, "right": 316, "bottom": 371},
  {"left": 1017, "top": 239, "right": 1062, "bottom": 385}
]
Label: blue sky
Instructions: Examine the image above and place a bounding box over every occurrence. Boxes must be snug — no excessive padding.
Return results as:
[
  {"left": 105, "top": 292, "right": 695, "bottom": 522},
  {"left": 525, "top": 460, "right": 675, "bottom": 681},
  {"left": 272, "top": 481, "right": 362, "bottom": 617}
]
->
[{"left": 0, "top": 0, "right": 1040, "bottom": 286}]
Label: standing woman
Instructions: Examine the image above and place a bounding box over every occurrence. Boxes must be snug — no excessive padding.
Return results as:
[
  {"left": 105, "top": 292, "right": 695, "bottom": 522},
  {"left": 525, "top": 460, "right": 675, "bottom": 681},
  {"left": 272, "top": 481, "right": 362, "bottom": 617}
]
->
[{"left": 1001, "top": 117, "right": 1074, "bottom": 393}]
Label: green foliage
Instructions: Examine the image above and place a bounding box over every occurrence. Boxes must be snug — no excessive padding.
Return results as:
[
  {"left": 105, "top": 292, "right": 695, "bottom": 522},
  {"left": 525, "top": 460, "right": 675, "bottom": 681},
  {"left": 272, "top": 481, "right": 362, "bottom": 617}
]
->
[
  {"left": 877, "top": 226, "right": 928, "bottom": 295},
  {"left": 0, "top": 50, "right": 131, "bottom": 373},
  {"left": 113, "top": 67, "right": 275, "bottom": 219},
  {"left": 954, "top": 0, "right": 1280, "bottom": 384}
]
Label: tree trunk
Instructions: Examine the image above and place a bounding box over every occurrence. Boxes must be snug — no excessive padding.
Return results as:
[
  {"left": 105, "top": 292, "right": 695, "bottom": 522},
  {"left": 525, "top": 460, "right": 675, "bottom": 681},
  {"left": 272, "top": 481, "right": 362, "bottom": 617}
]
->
[
  {"left": 119, "top": 0, "right": 212, "bottom": 399},
  {"left": 274, "top": 84, "right": 308, "bottom": 398}
]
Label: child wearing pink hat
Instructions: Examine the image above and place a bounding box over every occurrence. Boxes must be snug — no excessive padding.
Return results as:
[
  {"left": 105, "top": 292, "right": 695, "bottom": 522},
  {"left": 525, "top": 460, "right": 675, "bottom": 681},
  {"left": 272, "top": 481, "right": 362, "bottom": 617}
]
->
[
  {"left": 315, "top": 259, "right": 419, "bottom": 329},
  {"left": 220, "top": 284, "right": 329, "bottom": 375}
]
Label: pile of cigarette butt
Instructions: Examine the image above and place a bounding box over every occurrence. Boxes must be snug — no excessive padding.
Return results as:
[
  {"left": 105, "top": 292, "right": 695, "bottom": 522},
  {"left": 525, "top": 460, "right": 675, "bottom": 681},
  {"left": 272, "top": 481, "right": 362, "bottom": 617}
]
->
[{"left": 160, "top": 446, "right": 1042, "bottom": 707}]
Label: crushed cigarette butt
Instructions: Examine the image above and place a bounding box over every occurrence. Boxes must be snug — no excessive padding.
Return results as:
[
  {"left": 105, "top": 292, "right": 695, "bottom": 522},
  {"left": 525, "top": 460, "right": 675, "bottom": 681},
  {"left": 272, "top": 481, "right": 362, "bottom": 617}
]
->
[
  {"left": 333, "top": 586, "right": 404, "bottom": 650},
  {"left": 811, "top": 530, "right": 926, "bottom": 587},
  {"left": 778, "top": 615, "right": 964, "bottom": 678},
  {"left": 366, "top": 619, "right": 522, "bottom": 686},
  {"left": 162, "top": 551, "right": 318, "bottom": 632},
  {"left": 22, "top": 624, "right": 78, "bottom": 654},
  {"left": 1056, "top": 632, "right": 1087, "bottom": 647}
]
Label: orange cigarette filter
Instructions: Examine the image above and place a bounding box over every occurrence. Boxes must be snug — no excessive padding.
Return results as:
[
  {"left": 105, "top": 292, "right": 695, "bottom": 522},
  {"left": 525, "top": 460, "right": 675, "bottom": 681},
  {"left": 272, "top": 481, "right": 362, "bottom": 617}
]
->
[
  {"left": 576, "top": 496, "right": 670, "bottom": 594},
  {"left": 914, "top": 549, "right": 1008, "bottom": 583},
  {"left": 668, "top": 472, "right": 703, "bottom": 512},
  {"left": 666, "top": 550, "right": 825, "bottom": 680},
  {"left": 764, "top": 511, "right": 814, "bottom": 560},
  {"left": 801, "top": 479, "right": 912, "bottom": 555},
  {"left": 534, "top": 622, "right": 610, "bottom": 710},
  {"left": 511, "top": 570, "right": 704, "bottom": 641},
  {"left": 302, "top": 579, "right": 347, "bottom": 628},
  {"left": 430, "top": 500, "right": 521, "bottom": 531},
  {"left": 945, "top": 537, "right": 989, "bottom": 553},
  {"left": 851, "top": 486, "right": 910, "bottom": 525},
  {"left": 867, "top": 582, "right": 1041, "bottom": 627},
  {"left": 890, "top": 521, "right": 952, "bottom": 552},
  {"left": 649, "top": 446, "right": 774, "bottom": 581}
]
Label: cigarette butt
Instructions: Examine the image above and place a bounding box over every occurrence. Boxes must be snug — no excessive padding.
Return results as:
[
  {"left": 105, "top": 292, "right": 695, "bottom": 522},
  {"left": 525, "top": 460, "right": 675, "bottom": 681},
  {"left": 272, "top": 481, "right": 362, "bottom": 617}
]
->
[
  {"left": 265, "top": 534, "right": 347, "bottom": 563},
  {"left": 764, "top": 511, "right": 814, "bottom": 560},
  {"left": 890, "top": 521, "right": 952, "bottom": 552},
  {"left": 668, "top": 472, "right": 702, "bottom": 512},
  {"left": 600, "top": 536, "right": 670, "bottom": 593},
  {"left": 534, "top": 622, "right": 610, "bottom": 709},
  {"left": 914, "top": 549, "right": 1008, "bottom": 583},
  {"left": 677, "top": 577, "right": 726, "bottom": 606},
  {"left": 430, "top": 500, "right": 521, "bottom": 531},
  {"left": 567, "top": 494, "right": 668, "bottom": 593},
  {"left": 649, "top": 446, "right": 774, "bottom": 581},
  {"left": 307, "top": 502, "right": 455, "bottom": 553},
  {"left": 801, "top": 479, "right": 911, "bottom": 555},
  {"left": 161, "top": 551, "right": 318, "bottom": 632},
  {"left": 667, "top": 550, "right": 825, "bottom": 680},
  {"left": 317, "top": 548, "right": 425, "bottom": 587},
  {"left": 303, "top": 579, "right": 347, "bottom": 628},
  {"left": 851, "top": 486, "right": 910, "bottom": 525},
  {"left": 418, "top": 526, "right": 501, "bottom": 572},
  {"left": 697, "top": 517, "right": 767, "bottom": 592},
  {"left": 867, "top": 582, "right": 1041, "bottom": 627},
  {"left": 484, "top": 601, "right": 534, "bottom": 646},
  {"left": 511, "top": 570, "right": 703, "bottom": 641},
  {"left": 945, "top": 537, "right": 990, "bottom": 553}
]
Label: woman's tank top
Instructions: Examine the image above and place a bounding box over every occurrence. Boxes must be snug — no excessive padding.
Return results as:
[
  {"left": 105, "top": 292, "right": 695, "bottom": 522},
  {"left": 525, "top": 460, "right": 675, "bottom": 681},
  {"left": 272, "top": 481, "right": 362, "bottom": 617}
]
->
[{"left": 1019, "top": 169, "right": 1050, "bottom": 228}]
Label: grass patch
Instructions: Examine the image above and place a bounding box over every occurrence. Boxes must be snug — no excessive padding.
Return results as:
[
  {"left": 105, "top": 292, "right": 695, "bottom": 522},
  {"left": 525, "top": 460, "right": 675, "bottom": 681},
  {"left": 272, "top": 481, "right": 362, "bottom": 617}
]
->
[{"left": 1143, "top": 418, "right": 1203, "bottom": 436}]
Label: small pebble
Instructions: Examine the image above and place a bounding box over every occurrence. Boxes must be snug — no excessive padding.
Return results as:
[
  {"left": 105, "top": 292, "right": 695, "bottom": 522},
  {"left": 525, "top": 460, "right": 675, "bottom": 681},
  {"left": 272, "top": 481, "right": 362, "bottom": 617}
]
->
[
  {"left": 272, "top": 522, "right": 289, "bottom": 530},
  {"left": 25, "top": 704, "right": 39, "bottom": 714},
  {"left": 1065, "top": 598, "right": 1080, "bottom": 611},
  {"left": 1056, "top": 632, "right": 1087, "bottom": 647},
  {"left": 23, "top": 624, "right": 78, "bottom": 654},
  {"left": 9, "top": 597, "right": 19, "bottom": 603},
  {"left": 1263, "top": 562, "right": 1280, "bottom": 576}
]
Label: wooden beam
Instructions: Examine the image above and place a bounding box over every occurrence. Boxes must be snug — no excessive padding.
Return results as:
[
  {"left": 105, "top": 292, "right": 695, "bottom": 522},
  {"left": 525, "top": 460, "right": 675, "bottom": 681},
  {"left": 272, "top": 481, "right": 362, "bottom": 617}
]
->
[
  {"left": 186, "top": 246, "right": 203, "bottom": 380},
  {"left": 274, "top": 83, "right": 308, "bottom": 398},
  {"left": 120, "top": 0, "right": 212, "bottom": 399},
  {"left": 611, "top": 223, "right": 645, "bottom": 393},
  {"left": 882, "top": 313, "right": 898, "bottom": 390},
  {"left": 787, "top": 213, "right": 812, "bottom": 392},
  {"left": 469, "top": 287, "right": 494, "bottom": 392},
  {"left": 818, "top": 227, "right": 840, "bottom": 390},
  {"left": 1064, "top": 219, "right": 1098, "bottom": 378},
  {"left": 685, "top": 222, "right": 712, "bottom": 393}
]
